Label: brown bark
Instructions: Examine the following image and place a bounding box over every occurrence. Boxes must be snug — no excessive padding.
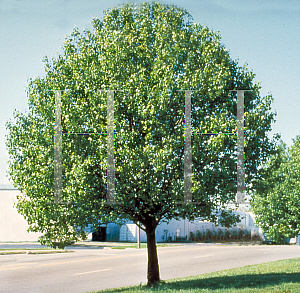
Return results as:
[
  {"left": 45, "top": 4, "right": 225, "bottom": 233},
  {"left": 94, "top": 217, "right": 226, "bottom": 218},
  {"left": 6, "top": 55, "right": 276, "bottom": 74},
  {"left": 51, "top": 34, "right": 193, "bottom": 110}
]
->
[{"left": 146, "top": 226, "right": 160, "bottom": 286}]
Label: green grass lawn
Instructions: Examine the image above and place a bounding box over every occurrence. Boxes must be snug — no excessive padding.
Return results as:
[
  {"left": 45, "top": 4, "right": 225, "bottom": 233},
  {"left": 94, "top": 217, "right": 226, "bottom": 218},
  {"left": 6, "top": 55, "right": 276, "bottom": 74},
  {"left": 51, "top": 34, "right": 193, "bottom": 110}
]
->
[
  {"left": 0, "top": 243, "right": 179, "bottom": 254},
  {"left": 0, "top": 248, "right": 73, "bottom": 255},
  {"left": 91, "top": 258, "right": 300, "bottom": 293},
  {"left": 111, "top": 244, "right": 182, "bottom": 249}
]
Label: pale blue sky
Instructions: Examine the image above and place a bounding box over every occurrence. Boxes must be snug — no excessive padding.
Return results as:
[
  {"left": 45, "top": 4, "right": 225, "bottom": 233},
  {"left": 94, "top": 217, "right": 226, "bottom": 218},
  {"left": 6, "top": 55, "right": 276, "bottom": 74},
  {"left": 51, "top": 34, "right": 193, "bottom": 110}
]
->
[{"left": 1, "top": 0, "right": 299, "bottom": 188}]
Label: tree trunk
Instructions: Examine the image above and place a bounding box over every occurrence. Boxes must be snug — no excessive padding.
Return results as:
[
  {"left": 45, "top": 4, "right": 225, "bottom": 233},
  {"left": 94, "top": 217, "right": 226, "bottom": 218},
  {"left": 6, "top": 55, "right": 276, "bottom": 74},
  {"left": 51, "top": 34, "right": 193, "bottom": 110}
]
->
[{"left": 146, "top": 227, "right": 160, "bottom": 286}]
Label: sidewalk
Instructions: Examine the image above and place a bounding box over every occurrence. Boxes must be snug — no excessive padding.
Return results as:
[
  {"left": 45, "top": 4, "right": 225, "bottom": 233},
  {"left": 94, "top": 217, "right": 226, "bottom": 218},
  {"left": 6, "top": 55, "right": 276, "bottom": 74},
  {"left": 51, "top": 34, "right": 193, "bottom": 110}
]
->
[
  {"left": 0, "top": 241, "right": 130, "bottom": 254},
  {"left": 0, "top": 241, "right": 141, "bottom": 249},
  {"left": 0, "top": 242, "right": 49, "bottom": 250}
]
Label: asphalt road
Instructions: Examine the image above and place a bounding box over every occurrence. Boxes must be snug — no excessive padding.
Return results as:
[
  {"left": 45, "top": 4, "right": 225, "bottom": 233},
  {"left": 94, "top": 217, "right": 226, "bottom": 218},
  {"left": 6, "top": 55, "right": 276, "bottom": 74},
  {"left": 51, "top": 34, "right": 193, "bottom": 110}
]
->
[{"left": 1, "top": 243, "right": 300, "bottom": 292}]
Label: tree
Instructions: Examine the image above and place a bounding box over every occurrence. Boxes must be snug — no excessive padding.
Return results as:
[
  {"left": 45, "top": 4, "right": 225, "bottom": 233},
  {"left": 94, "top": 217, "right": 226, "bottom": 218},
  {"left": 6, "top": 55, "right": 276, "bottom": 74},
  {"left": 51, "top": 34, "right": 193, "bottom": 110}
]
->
[
  {"left": 6, "top": 2, "right": 278, "bottom": 286},
  {"left": 251, "top": 135, "right": 300, "bottom": 244}
]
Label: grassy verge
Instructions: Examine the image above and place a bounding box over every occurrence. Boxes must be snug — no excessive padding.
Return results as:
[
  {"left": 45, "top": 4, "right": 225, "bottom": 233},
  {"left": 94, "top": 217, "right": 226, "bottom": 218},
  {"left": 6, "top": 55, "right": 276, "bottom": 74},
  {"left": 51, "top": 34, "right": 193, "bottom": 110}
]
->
[
  {"left": 0, "top": 248, "right": 59, "bottom": 250},
  {"left": 70, "top": 242, "right": 182, "bottom": 249},
  {"left": 0, "top": 248, "right": 73, "bottom": 255},
  {"left": 91, "top": 258, "right": 300, "bottom": 293},
  {"left": 111, "top": 244, "right": 181, "bottom": 249}
]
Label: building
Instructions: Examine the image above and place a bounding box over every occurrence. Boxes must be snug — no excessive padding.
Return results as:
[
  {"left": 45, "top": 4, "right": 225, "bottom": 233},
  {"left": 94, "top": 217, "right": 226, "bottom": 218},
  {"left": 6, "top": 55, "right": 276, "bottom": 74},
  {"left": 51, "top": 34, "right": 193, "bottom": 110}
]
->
[
  {"left": 0, "top": 189, "right": 43, "bottom": 242},
  {"left": 0, "top": 189, "right": 261, "bottom": 243},
  {"left": 102, "top": 211, "right": 260, "bottom": 243}
]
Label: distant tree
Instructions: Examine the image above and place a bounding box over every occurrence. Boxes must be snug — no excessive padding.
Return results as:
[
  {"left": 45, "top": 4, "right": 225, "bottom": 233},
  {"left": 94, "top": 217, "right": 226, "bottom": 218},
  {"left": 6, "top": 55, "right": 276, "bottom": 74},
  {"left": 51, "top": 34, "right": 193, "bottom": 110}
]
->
[
  {"left": 6, "top": 2, "right": 277, "bottom": 286},
  {"left": 251, "top": 135, "right": 300, "bottom": 244}
]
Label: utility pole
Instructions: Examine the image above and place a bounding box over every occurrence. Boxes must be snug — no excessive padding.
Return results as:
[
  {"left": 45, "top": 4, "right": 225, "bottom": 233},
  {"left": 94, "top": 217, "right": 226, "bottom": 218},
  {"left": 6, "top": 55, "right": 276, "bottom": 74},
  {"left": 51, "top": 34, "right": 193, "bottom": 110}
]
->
[{"left": 137, "top": 222, "right": 140, "bottom": 249}]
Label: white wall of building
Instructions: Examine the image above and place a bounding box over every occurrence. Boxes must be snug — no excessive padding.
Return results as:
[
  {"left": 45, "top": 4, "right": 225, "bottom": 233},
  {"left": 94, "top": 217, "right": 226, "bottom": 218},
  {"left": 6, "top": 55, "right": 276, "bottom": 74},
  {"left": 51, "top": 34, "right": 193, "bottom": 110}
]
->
[
  {"left": 155, "top": 219, "right": 214, "bottom": 242},
  {"left": 0, "top": 189, "right": 261, "bottom": 243},
  {"left": 118, "top": 211, "right": 260, "bottom": 243},
  {"left": 0, "top": 190, "right": 42, "bottom": 242}
]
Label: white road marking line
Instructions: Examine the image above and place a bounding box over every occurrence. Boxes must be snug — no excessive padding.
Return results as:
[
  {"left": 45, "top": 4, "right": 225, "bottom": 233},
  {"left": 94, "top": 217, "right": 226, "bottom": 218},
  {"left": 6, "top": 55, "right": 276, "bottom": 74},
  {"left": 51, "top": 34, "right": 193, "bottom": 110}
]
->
[
  {"left": 193, "top": 254, "right": 215, "bottom": 258},
  {"left": 74, "top": 268, "right": 112, "bottom": 275}
]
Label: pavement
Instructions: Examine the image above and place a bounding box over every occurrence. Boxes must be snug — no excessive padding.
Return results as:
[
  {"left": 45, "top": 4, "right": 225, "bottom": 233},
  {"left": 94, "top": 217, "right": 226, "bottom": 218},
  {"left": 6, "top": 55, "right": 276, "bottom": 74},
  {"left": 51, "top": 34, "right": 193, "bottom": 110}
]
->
[{"left": 1, "top": 242, "right": 300, "bottom": 293}]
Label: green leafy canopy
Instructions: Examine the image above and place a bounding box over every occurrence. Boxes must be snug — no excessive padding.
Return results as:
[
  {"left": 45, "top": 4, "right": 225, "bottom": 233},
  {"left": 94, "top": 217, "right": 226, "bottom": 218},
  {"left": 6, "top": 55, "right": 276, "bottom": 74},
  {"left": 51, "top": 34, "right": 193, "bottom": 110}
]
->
[
  {"left": 251, "top": 135, "right": 300, "bottom": 244},
  {"left": 6, "top": 2, "right": 278, "bottom": 249}
]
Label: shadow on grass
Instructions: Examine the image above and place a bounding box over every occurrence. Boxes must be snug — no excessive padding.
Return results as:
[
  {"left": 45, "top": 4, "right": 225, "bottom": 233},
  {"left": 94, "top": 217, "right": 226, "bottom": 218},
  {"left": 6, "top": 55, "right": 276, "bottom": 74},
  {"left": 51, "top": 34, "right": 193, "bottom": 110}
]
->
[
  {"left": 165, "top": 272, "right": 300, "bottom": 290},
  {"left": 106, "top": 272, "right": 300, "bottom": 292}
]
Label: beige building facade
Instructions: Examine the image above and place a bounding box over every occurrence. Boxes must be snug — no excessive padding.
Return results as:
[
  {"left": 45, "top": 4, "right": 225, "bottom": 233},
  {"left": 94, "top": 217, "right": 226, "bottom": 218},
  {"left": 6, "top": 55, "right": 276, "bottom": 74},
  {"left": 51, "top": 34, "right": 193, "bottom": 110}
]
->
[{"left": 0, "top": 189, "right": 42, "bottom": 242}]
